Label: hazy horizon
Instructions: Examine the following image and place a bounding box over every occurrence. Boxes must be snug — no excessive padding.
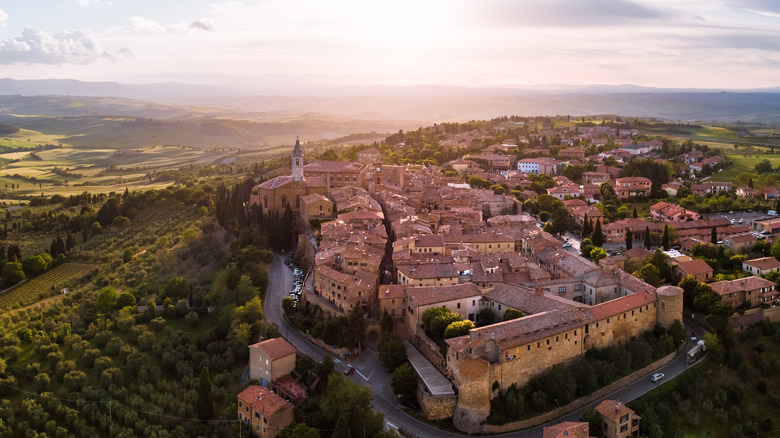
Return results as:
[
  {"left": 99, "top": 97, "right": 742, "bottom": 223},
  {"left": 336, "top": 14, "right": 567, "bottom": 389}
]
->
[{"left": 1, "top": 0, "right": 780, "bottom": 93}]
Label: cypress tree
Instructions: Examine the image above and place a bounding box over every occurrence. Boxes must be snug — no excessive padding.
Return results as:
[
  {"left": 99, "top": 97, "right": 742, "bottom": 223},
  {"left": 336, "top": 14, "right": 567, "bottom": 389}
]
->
[
  {"left": 711, "top": 226, "right": 718, "bottom": 244},
  {"left": 632, "top": 207, "right": 638, "bottom": 218},
  {"left": 662, "top": 225, "right": 670, "bottom": 250},
  {"left": 197, "top": 367, "right": 214, "bottom": 421},
  {"left": 590, "top": 219, "right": 604, "bottom": 247},
  {"left": 582, "top": 213, "right": 589, "bottom": 238},
  {"left": 644, "top": 226, "right": 651, "bottom": 250},
  {"left": 626, "top": 229, "right": 633, "bottom": 250},
  {"left": 748, "top": 178, "right": 754, "bottom": 189}
]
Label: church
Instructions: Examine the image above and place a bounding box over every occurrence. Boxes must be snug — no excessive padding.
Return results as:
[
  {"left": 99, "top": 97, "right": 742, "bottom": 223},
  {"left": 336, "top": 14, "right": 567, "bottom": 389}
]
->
[
  {"left": 249, "top": 139, "right": 329, "bottom": 213},
  {"left": 249, "top": 139, "right": 371, "bottom": 213}
]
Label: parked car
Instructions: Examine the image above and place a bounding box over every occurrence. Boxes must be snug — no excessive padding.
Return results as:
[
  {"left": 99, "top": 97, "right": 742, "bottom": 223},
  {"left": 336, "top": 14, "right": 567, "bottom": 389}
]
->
[
  {"left": 650, "top": 373, "right": 664, "bottom": 382},
  {"left": 562, "top": 242, "right": 573, "bottom": 248},
  {"left": 690, "top": 332, "right": 697, "bottom": 342},
  {"left": 345, "top": 365, "right": 356, "bottom": 375}
]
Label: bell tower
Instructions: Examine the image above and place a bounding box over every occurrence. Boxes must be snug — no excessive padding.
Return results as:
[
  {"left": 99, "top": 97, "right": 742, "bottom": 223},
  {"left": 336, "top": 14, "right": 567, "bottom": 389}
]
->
[{"left": 291, "top": 138, "right": 304, "bottom": 182}]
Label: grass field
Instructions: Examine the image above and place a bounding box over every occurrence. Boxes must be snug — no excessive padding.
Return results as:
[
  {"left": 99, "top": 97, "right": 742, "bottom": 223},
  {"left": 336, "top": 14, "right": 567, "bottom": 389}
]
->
[
  {"left": 0, "top": 146, "right": 231, "bottom": 199},
  {"left": 0, "top": 262, "right": 98, "bottom": 310},
  {"left": 716, "top": 153, "right": 780, "bottom": 188},
  {"left": 0, "top": 128, "right": 63, "bottom": 149}
]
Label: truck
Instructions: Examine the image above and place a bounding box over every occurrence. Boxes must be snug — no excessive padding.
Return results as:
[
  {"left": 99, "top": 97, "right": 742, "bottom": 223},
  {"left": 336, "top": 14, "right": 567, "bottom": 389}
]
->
[{"left": 687, "top": 340, "right": 706, "bottom": 364}]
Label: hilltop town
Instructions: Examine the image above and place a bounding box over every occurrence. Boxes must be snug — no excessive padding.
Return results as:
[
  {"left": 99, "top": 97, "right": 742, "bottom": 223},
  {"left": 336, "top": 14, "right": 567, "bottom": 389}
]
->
[{"left": 240, "top": 116, "right": 780, "bottom": 436}]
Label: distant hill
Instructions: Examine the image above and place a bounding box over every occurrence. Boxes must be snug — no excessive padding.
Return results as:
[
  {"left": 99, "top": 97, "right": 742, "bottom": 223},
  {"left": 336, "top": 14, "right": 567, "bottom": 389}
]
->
[{"left": 2, "top": 78, "right": 779, "bottom": 124}]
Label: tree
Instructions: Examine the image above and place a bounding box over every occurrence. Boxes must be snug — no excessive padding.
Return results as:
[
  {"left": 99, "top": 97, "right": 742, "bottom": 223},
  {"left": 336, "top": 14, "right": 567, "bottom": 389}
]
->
[
  {"left": 96, "top": 287, "right": 118, "bottom": 314},
  {"left": 345, "top": 305, "right": 367, "bottom": 349},
  {"left": 625, "top": 229, "right": 633, "bottom": 250},
  {"left": 581, "top": 213, "right": 590, "bottom": 238},
  {"left": 504, "top": 308, "right": 524, "bottom": 321},
  {"left": 580, "top": 238, "right": 595, "bottom": 259},
  {"left": 197, "top": 367, "right": 214, "bottom": 421},
  {"left": 381, "top": 310, "right": 393, "bottom": 333},
  {"left": 444, "top": 320, "right": 474, "bottom": 339},
  {"left": 317, "top": 354, "right": 335, "bottom": 382},
  {"left": 163, "top": 277, "right": 187, "bottom": 300},
  {"left": 112, "top": 216, "right": 131, "bottom": 229},
  {"left": 22, "top": 255, "right": 49, "bottom": 276},
  {"left": 477, "top": 308, "right": 495, "bottom": 327},
  {"left": 391, "top": 363, "right": 418, "bottom": 401},
  {"left": 748, "top": 178, "right": 754, "bottom": 189},
  {"left": 422, "top": 307, "right": 449, "bottom": 333},
  {"left": 590, "top": 219, "right": 604, "bottom": 247},
  {"left": 377, "top": 332, "right": 407, "bottom": 371},
  {"left": 291, "top": 423, "right": 319, "bottom": 438},
  {"left": 634, "top": 264, "right": 662, "bottom": 287},
  {"left": 755, "top": 159, "right": 773, "bottom": 173},
  {"left": 632, "top": 207, "right": 638, "bottom": 218},
  {"left": 669, "top": 319, "right": 687, "bottom": 346},
  {"left": 333, "top": 416, "right": 352, "bottom": 438},
  {"left": 662, "top": 225, "right": 670, "bottom": 251},
  {"left": 1, "top": 262, "right": 24, "bottom": 287},
  {"left": 711, "top": 226, "right": 718, "bottom": 245},
  {"left": 430, "top": 311, "right": 461, "bottom": 339},
  {"left": 644, "top": 226, "right": 651, "bottom": 250},
  {"left": 539, "top": 211, "right": 550, "bottom": 222},
  {"left": 590, "top": 247, "right": 608, "bottom": 262}
]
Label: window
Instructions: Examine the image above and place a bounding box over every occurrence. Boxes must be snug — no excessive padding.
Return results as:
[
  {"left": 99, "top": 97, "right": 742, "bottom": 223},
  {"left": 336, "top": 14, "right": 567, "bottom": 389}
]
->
[
  {"left": 558, "top": 286, "right": 566, "bottom": 293},
  {"left": 457, "top": 303, "right": 461, "bottom": 309}
]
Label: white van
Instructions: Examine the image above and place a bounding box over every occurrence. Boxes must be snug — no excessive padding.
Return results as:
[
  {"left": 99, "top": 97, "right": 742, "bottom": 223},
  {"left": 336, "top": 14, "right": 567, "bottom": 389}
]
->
[{"left": 769, "top": 210, "right": 778, "bottom": 216}]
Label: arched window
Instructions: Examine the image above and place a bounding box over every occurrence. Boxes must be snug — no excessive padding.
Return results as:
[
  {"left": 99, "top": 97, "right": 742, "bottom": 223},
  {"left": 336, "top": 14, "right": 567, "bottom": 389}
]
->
[{"left": 263, "top": 196, "right": 268, "bottom": 209}]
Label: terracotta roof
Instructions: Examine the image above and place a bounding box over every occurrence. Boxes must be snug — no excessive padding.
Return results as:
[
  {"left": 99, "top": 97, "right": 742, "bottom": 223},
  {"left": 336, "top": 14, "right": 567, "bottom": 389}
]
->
[
  {"left": 587, "top": 291, "right": 656, "bottom": 321},
  {"left": 469, "top": 309, "right": 588, "bottom": 351},
  {"left": 408, "top": 283, "right": 482, "bottom": 307},
  {"left": 416, "top": 234, "right": 445, "bottom": 247},
  {"left": 299, "top": 193, "right": 332, "bottom": 204},
  {"left": 397, "top": 263, "right": 458, "bottom": 280},
  {"left": 744, "top": 257, "right": 780, "bottom": 271},
  {"left": 458, "top": 356, "right": 490, "bottom": 379},
  {"left": 304, "top": 160, "right": 367, "bottom": 173},
  {"left": 676, "top": 259, "right": 713, "bottom": 276},
  {"left": 623, "top": 247, "right": 653, "bottom": 259},
  {"left": 543, "top": 422, "right": 590, "bottom": 438},
  {"left": 729, "top": 311, "right": 766, "bottom": 329},
  {"left": 237, "top": 385, "right": 291, "bottom": 418},
  {"left": 595, "top": 399, "right": 634, "bottom": 422},
  {"left": 257, "top": 175, "right": 293, "bottom": 190},
  {"left": 378, "top": 285, "right": 407, "bottom": 300},
  {"left": 711, "top": 276, "right": 775, "bottom": 295},
  {"left": 483, "top": 283, "right": 579, "bottom": 314},
  {"left": 250, "top": 338, "right": 297, "bottom": 360}
]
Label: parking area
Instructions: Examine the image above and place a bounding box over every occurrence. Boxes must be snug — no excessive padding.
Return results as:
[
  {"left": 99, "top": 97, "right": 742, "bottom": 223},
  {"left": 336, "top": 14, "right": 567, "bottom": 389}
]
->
[
  {"left": 707, "top": 211, "right": 773, "bottom": 229},
  {"left": 285, "top": 253, "right": 304, "bottom": 305}
]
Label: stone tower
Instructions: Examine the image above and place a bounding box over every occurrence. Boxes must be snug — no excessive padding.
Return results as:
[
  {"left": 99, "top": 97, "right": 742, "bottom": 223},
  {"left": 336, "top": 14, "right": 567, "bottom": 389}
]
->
[
  {"left": 291, "top": 138, "right": 304, "bottom": 182},
  {"left": 452, "top": 356, "right": 491, "bottom": 434},
  {"left": 655, "top": 285, "right": 684, "bottom": 329}
]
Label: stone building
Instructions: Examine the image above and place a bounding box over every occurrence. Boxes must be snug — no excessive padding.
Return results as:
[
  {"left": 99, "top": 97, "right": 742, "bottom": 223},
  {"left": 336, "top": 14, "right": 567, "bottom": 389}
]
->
[
  {"left": 249, "top": 139, "right": 329, "bottom": 213},
  {"left": 248, "top": 338, "right": 297, "bottom": 387},
  {"left": 237, "top": 385, "right": 294, "bottom": 438},
  {"left": 445, "top": 286, "right": 683, "bottom": 433},
  {"left": 594, "top": 399, "right": 640, "bottom": 438}
]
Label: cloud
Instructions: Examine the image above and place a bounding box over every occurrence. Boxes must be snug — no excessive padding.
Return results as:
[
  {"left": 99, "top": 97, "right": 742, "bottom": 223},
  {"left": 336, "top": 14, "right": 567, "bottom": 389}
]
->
[
  {"left": 0, "top": 27, "right": 123, "bottom": 65},
  {"left": 730, "top": 0, "right": 780, "bottom": 15},
  {"left": 189, "top": 19, "right": 218, "bottom": 32},
  {"left": 76, "top": 0, "right": 111, "bottom": 6},
  {"left": 128, "top": 17, "right": 166, "bottom": 33},
  {"left": 464, "top": 0, "right": 668, "bottom": 27},
  {"left": 0, "top": 8, "right": 7, "bottom": 27}
]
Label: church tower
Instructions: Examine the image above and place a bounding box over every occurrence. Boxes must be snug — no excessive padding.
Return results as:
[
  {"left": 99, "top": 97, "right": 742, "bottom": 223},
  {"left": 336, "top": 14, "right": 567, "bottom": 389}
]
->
[{"left": 291, "top": 138, "right": 304, "bottom": 182}]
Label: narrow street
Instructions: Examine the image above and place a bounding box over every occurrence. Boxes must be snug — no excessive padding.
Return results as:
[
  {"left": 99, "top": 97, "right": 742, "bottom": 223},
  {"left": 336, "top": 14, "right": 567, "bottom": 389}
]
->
[{"left": 265, "top": 252, "right": 707, "bottom": 437}]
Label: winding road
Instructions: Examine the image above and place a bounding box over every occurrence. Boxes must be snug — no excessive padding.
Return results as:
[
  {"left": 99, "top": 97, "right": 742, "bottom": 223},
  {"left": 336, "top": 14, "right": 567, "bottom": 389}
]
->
[{"left": 266, "top": 253, "right": 706, "bottom": 437}]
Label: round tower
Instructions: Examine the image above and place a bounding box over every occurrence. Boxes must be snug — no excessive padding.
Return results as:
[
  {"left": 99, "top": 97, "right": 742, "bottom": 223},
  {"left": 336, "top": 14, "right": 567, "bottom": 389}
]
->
[
  {"left": 291, "top": 138, "right": 304, "bottom": 182},
  {"left": 453, "top": 357, "right": 491, "bottom": 434},
  {"left": 655, "top": 285, "right": 684, "bottom": 329}
]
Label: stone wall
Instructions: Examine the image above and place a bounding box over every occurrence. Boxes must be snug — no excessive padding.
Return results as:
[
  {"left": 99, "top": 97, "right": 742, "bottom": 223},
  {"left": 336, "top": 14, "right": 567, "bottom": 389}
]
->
[
  {"left": 586, "top": 302, "right": 657, "bottom": 350},
  {"left": 412, "top": 333, "right": 447, "bottom": 375},
  {"left": 417, "top": 386, "right": 457, "bottom": 420},
  {"left": 481, "top": 347, "right": 681, "bottom": 434}
]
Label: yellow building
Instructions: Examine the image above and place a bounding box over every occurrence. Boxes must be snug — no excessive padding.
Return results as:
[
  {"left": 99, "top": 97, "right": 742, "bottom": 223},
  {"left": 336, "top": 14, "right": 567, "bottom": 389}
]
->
[
  {"left": 248, "top": 338, "right": 297, "bottom": 387},
  {"left": 237, "top": 385, "right": 294, "bottom": 438}
]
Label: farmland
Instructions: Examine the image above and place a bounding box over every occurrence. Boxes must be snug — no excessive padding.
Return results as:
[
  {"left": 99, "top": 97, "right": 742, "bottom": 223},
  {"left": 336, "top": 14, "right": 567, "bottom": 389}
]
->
[{"left": 0, "top": 262, "right": 97, "bottom": 310}]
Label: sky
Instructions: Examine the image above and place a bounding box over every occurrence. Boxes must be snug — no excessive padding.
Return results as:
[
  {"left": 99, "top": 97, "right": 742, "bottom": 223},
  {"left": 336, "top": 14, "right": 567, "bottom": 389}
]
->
[{"left": 0, "top": 0, "right": 779, "bottom": 92}]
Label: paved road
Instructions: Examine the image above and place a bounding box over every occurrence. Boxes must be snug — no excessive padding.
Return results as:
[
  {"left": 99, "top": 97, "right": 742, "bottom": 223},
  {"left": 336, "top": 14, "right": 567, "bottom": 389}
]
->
[{"left": 266, "top": 252, "right": 707, "bottom": 437}]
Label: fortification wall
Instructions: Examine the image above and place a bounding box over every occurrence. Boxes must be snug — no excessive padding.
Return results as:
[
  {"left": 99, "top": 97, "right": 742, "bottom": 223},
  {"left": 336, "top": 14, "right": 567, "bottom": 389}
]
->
[
  {"left": 586, "top": 302, "right": 657, "bottom": 350},
  {"left": 417, "top": 386, "right": 457, "bottom": 420}
]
